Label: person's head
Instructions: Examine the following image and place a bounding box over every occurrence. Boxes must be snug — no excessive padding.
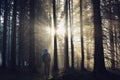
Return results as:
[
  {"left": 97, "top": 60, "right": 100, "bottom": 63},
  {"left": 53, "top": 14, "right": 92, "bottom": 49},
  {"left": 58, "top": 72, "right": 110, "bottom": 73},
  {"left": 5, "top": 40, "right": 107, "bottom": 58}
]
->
[{"left": 44, "top": 48, "right": 48, "bottom": 52}]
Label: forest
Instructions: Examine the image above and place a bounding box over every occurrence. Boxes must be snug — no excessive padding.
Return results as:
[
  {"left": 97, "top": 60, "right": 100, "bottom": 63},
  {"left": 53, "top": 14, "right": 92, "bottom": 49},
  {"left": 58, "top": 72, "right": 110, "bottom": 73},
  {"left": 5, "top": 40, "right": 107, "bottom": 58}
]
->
[{"left": 0, "top": 0, "right": 120, "bottom": 80}]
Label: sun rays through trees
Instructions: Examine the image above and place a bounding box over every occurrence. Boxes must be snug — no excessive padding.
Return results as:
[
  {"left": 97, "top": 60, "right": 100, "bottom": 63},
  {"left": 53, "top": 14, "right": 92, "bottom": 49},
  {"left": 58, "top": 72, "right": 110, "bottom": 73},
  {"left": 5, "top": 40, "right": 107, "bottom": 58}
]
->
[{"left": 0, "top": 0, "right": 120, "bottom": 78}]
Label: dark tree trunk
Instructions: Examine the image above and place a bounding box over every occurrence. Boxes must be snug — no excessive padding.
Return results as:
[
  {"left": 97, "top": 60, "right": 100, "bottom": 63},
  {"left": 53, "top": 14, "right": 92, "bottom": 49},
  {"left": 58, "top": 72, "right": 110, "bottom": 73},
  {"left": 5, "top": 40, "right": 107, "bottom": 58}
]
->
[
  {"left": 2, "top": 0, "right": 8, "bottom": 68},
  {"left": 11, "top": 0, "right": 17, "bottom": 70},
  {"left": 64, "top": 0, "right": 69, "bottom": 70},
  {"left": 80, "top": 0, "right": 85, "bottom": 71},
  {"left": 93, "top": 0, "right": 106, "bottom": 73},
  {"left": 18, "top": 0, "right": 22, "bottom": 68},
  {"left": 69, "top": 0, "right": 74, "bottom": 69},
  {"left": 53, "top": 0, "right": 58, "bottom": 72},
  {"left": 18, "top": 0, "right": 24, "bottom": 71},
  {"left": 29, "top": 0, "right": 35, "bottom": 72}
]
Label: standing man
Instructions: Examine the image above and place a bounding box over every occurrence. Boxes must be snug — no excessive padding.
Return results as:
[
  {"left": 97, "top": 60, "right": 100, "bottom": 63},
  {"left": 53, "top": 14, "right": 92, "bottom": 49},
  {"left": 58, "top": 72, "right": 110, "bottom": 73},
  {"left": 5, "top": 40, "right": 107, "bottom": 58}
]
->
[{"left": 42, "top": 48, "right": 51, "bottom": 79}]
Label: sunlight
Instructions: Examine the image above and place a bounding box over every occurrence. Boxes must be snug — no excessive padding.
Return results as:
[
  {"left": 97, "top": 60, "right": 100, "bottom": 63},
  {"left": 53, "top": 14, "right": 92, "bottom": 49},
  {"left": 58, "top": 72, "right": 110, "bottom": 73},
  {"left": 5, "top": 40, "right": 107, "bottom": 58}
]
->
[
  {"left": 56, "top": 27, "right": 65, "bottom": 36},
  {"left": 56, "top": 21, "right": 65, "bottom": 36},
  {"left": 0, "top": 16, "right": 4, "bottom": 23}
]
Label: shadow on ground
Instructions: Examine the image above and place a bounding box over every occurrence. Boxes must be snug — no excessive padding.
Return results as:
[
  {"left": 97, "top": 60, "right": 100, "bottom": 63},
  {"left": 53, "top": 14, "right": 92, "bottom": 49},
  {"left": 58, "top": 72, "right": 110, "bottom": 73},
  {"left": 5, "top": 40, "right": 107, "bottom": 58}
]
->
[
  {"left": 51, "top": 70, "right": 120, "bottom": 80},
  {"left": 0, "top": 69, "right": 120, "bottom": 80}
]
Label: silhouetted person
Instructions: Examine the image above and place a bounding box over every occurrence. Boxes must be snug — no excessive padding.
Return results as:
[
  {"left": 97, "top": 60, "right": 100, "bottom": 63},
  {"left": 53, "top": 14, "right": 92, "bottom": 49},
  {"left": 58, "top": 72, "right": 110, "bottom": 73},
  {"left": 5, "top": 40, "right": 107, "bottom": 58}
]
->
[{"left": 42, "top": 48, "right": 51, "bottom": 79}]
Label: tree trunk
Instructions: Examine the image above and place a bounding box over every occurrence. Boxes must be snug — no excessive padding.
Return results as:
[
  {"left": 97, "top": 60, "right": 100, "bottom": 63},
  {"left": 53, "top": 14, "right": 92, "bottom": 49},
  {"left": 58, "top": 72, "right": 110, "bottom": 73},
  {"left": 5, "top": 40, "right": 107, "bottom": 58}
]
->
[
  {"left": 18, "top": 0, "right": 25, "bottom": 71},
  {"left": 2, "top": 0, "right": 8, "bottom": 68},
  {"left": 80, "top": 0, "right": 85, "bottom": 71},
  {"left": 53, "top": 0, "right": 58, "bottom": 72},
  {"left": 93, "top": 0, "right": 106, "bottom": 73},
  {"left": 64, "top": 0, "right": 69, "bottom": 70},
  {"left": 29, "top": 0, "right": 35, "bottom": 72},
  {"left": 69, "top": 0, "right": 74, "bottom": 69},
  {"left": 11, "top": 0, "right": 17, "bottom": 70}
]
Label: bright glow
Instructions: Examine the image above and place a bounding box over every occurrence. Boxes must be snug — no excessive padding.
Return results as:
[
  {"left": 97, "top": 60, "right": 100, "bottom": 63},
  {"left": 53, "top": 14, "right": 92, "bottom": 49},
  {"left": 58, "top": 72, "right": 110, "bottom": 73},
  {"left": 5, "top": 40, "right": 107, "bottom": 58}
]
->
[
  {"left": 0, "top": 16, "right": 4, "bottom": 23},
  {"left": 56, "top": 20, "right": 65, "bottom": 36},
  {"left": 56, "top": 27, "right": 65, "bottom": 36}
]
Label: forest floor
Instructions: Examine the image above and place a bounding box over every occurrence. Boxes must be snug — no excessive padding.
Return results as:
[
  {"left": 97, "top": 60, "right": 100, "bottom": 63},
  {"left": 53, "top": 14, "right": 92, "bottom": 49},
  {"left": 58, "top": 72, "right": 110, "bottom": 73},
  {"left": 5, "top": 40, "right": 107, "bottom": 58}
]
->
[
  {"left": 0, "top": 69, "right": 120, "bottom": 80},
  {"left": 51, "top": 69, "right": 120, "bottom": 80}
]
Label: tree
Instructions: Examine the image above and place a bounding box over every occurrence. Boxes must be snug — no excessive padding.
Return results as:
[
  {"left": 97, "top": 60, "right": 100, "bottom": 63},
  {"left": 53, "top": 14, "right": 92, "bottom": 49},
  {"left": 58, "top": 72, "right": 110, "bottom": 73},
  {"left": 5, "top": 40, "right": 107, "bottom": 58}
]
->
[
  {"left": 18, "top": 0, "right": 24, "bottom": 70},
  {"left": 92, "top": 0, "right": 106, "bottom": 73},
  {"left": 11, "top": 0, "right": 17, "bottom": 69},
  {"left": 64, "top": 0, "right": 70, "bottom": 70},
  {"left": 29, "top": 0, "right": 35, "bottom": 72},
  {"left": 53, "top": 0, "right": 58, "bottom": 72},
  {"left": 18, "top": 0, "right": 31, "bottom": 72},
  {"left": 80, "top": 0, "right": 85, "bottom": 71},
  {"left": 2, "top": 0, "right": 9, "bottom": 68},
  {"left": 69, "top": 0, "right": 74, "bottom": 69}
]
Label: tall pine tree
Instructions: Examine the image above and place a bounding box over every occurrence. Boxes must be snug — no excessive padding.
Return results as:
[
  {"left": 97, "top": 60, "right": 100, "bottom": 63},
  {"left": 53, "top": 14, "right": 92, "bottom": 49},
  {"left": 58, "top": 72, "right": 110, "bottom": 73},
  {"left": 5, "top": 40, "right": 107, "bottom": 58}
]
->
[{"left": 93, "top": 0, "right": 106, "bottom": 73}]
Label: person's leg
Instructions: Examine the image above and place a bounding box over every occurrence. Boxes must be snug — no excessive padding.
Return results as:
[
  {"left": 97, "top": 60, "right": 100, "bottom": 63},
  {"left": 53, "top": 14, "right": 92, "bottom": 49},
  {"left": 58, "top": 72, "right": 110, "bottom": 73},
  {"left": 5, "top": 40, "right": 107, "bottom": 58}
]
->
[
  {"left": 44, "top": 63, "right": 48, "bottom": 80},
  {"left": 48, "top": 62, "right": 50, "bottom": 75},
  {"left": 45, "top": 63, "right": 47, "bottom": 75}
]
